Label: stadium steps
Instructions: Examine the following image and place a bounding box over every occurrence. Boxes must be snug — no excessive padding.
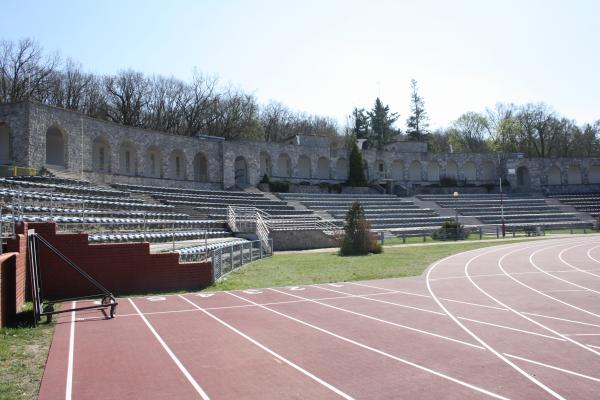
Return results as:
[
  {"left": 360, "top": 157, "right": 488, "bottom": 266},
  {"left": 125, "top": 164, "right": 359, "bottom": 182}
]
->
[{"left": 545, "top": 197, "right": 596, "bottom": 224}]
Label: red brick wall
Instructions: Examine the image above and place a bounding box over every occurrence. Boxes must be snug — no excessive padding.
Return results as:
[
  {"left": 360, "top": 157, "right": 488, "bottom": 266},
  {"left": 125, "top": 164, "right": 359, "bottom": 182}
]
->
[
  {"left": 25, "top": 223, "right": 214, "bottom": 298},
  {"left": 0, "top": 253, "right": 17, "bottom": 327}
]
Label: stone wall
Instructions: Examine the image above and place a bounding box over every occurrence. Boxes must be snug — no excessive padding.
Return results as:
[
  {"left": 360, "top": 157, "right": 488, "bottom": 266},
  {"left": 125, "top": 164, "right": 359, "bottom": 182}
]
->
[{"left": 3, "top": 101, "right": 600, "bottom": 193}]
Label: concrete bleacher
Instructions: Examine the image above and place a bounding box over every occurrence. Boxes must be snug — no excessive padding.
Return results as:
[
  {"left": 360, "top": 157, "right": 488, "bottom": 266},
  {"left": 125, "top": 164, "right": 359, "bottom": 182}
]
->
[
  {"left": 547, "top": 192, "right": 600, "bottom": 219},
  {"left": 278, "top": 192, "right": 449, "bottom": 232},
  {"left": 417, "top": 193, "right": 586, "bottom": 228},
  {"left": 0, "top": 176, "right": 237, "bottom": 251}
]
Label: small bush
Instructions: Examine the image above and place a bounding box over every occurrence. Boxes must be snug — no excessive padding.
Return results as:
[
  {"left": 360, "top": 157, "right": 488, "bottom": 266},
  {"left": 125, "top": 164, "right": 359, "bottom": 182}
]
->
[
  {"left": 431, "top": 220, "right": 469, "bottom": 240},
  {"left": 260, "top": 174, "right": 270, "bottom": 184},
  {"left": 269, "top": 180, "right": 290, "bottom": 192},
  {"left": 339, "top": 201, "right": 382, "bottom": 256},
  {"left": 439, "top": 176, "right": 457, "bottom": 187},
  {"left": 481, "top": 183, "right": 495, "bottom": 193}
]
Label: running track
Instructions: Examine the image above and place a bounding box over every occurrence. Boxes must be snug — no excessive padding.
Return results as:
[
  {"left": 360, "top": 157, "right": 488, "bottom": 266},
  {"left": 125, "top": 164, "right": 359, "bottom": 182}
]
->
[{"left": 39, "top": 237, "right": 600, "bottom": 399}]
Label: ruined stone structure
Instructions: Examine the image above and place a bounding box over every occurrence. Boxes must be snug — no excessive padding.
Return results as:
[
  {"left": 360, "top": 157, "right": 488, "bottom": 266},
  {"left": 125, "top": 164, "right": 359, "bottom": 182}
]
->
[{"left": 2, "top": 101, "right": 600, "bottom": 193}]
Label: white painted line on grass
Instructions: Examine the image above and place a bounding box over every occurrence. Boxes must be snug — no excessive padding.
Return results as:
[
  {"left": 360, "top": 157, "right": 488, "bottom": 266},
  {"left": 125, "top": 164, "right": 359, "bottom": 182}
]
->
[
  {"left": 65, "top": 301, "right": 76, "bottom": 400},
  {"left": 177, "top": 295, "right": 354, "bottom": 400},
  {"left": 128, "top": 298, "right": 211, "bottom": 400},
  {"left": 227, "top": 291, "right": 510, "bottom": 400}
]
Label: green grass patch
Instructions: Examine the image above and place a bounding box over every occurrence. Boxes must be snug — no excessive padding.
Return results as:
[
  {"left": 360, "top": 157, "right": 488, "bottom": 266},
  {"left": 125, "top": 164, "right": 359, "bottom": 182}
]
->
[
  {"left": 0, "top": 304, "right": 54, "bottom": 400},
  {"left": 208, "top": 239, "right": 536, "bottom": 291}
]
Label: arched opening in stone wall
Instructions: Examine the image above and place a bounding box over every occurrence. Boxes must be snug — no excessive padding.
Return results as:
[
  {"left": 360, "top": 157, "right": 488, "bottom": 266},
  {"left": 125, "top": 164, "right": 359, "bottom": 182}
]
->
[
  {"left": 316, "top": 157, "right": 330, "bottom": 179},
  {"left": 445, "top": 161, "right": 458, "bottom": 179},
  {"left": 297, "top": 155, "right": 312, "bottom": 179},
  {"left": 45, "top": 126, "right": 66, "bottom": 166},
  {"left": 119, "top": 141, "right": 138, "bottom": 175},
  {"left": 193, "top": 153, "right": 208, "bottom": 182},
  {"left": 0, "top": 123, "right": 12, "bottom": 164},
  {"left": 92, "top": 136, "right": 111, "bottom": 172},
  {"left": 482, "top": 161, "right": 495, "bottom": 180},
  {"left": 335, "top": 158, "right": 348, "bottom": 180},
  {"left": 234, "top": 156, "right": 248, "bottom": 185},
  {"left": 277, "top": 153, "right": 291, "bottom": 177},
  {"left": 169, "top": 150, "right": 187, "bottom": 180},
  {"left": 463, "top": 161, "right": 477, "bottom": 181},
  {"left": 516, "top": 166, "right": 530, "bottom": 188},
  {"left": 568, "top": 165, "right": 582, "bottom": 185},
  {"left": 375, "top": 160, "right": 385, "bottom": 179},
  {"left": 409, "top": 161, "right": 421, "bottom": 181},
  {"left": 546, "top": 165, "right": 561, "bottom": 185},
  {"left": 259, "top": 151, "right": 272, "bottom": 178},
  {"left": 145, "top": 146, "right": 161, "bottom": 178},
  {"left": 391, "top": 160, "right": 403, "bottom": 180},
  {"left": 427, "top": 162, "right": 440, "bottom": 181},
  {"left": 589, "top": 165, "right": 600, "bottom": 184}
]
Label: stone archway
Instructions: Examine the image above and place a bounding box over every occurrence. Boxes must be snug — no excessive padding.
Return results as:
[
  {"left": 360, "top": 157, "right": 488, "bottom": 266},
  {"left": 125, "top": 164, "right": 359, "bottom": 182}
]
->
[
  {"left": 481, "top": 161, "right": 495, "bottom": 181},
  {"left": 547, "top": 165, "right": 561, "bottom": 185},
  {"left": 194, "top": 153, "right": 208, "bottom": 182},
  {"left": 568, "top": 165, "right": 582, "bottom": 185},
  {"left": 45, "top": 126, "right": 66, "bottom": 166},
  {"left": 92, "top": 136, "right": 111, "bottom": 172},
  {"left": 0, "top": 123, "right": 12, "bottom": 164},
  {"left": 277, "top": 153, "right": 291, "bottom": 177},
  {"left": 589, "top": 165, "right": 600, "bottom": 184},
  {"left": 169, "top": 150, "right": 187, "bottom": 180},
  {"left": 517, "top": 166, "right": 530, "bottom": 188},
  {"left": 145, "top": 146, "right": 162, "bottom": 178},
  {"left": 445, "top": 161, "right": 458, "bottom": 179},
  {"left": 298, "top": 155, "right": 312, "bottom": 179},
  {"left": 119, "top": 141, "right": 138, "bottom": 175},
  {"left": 427, "top": 162, "right": 440, "bottom": 181},
  {"left": 463, "top": 161, "right": 477, "bottom": 181},
  {"left": 316, "top": 157, "right": 330, "bottom": 179},
  {"left": 409, "top": 161, "right": 421, "bottom": 181},
  {"left": 234, "top": 156, "right": 248, "bottom": 185},
  {"left": 391, "top": 160, "right": 403, "bottom": 180},
  {"left": 335, "top": 158, "right": 348, "bottom": 180},
  {"left": 259, "top": 151, "right": 272, "bottom": 178}
]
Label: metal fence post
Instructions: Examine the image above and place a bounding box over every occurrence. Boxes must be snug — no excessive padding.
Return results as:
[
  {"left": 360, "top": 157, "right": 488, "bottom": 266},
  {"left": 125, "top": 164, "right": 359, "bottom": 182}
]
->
[
  {"left": 172, "top": 221, "right": 175, "bottom": 252},
  {"left": 479, "top": 227, "right": 482, "bottom": 240},
  {"left": 496, "top": 225, "right": 499, "bottom": 238},
  {"left": 230, "top": 244, "right": 234, "bottom": 270}
]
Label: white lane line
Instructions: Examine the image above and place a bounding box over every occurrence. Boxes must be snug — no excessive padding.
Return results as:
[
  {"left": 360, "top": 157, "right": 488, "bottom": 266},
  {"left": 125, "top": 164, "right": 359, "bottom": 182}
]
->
[
  {"left": 542, "top": 289, "right": 589, "bottom": 293},
  {"left": 314, "top": 285, "right": 563, "bottom": 342},
  {"left": 269, "top": 288, "right": 483, "bottom": 350},
  {"left": 177, "top": 295, "right": 354, "bottom": 400},
  {"left": 493, "top": 243, "right": 600, "bottom": 356},
  {"left": 227, "top": 291, "right": 510, "bottom": 400},
  {"left": 588, "top": 344, "right": 600, "bottom": 350},
  {"left": 65, "top": 301, "right": 76, "bottom": 400},
  {"left": 350, "top": 282, "right": 508, "bottom": 311},
  {"left": 564, "top": 333, "right": 600, "bottom": 337},
  {"left": 559, "top": 244, "right": 600, "bottom": 279},
  {"left": 128, "top": 298, "right": 211, "bottom": 400},
  {"left": 428, "top": 268, "right": 600, "bottom": 282},
  {"left": 529, "top": 244, "right": 600, "bottom": 295},
  {"left": 522, "top": 312, "right": 600, "bottom": 329},
  {"left": 586, "top": 245, "right": 600, "bottom": 265},
  {"left": 427, "top": 245, "right": 568, "bottom": 400},
  {"left": 504, "top": 353, "right": 600, "bottom": 384}
]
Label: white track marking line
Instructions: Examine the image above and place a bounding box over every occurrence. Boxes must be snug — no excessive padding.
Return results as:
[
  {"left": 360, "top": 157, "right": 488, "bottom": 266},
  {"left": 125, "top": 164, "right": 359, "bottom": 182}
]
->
[
  {"left": 226, "top": 291, "right": 510, "bottom": 400},
  {"left": 559, "top": 244, "right": 600, "bottom": 279},
  {"left": 128, "top": 298, "right": 211, "bottom": 400},
  {"left": 427, "top": 246, "right": 568, "bottom": 400},
  {"left": 586, "top": 245, "right": 600, "bottom": 265},
  {"left": 493, "top": 243, "right": 600, "bottom": 356},
  {"left": 529, "top": 244, "right": 600, "bottom": 295},
  {"left": 522, "top": 312, "right": 600, "bottom": 329},
  {"left": 177, "top": 295, "right": 354, "bottom": 400},
  {"left": 350, "top": 282, "right": 508, "bottom": 311},
  {"left": 588, "top": 344, "right": 600, "bottom": 350},
  {"left": 542, "top": 289, "right": 589, "bottom": 293},
  {"left": 564, "top": 333, "right": 600, "bottom": 336},
  {"left": 314, "top": 285, "right": 563, "bottom": 342},
  {"left": 504, "top": 353, "right": 600, "bottom": 383},
  {"left": 65, "top": 301, "right": 76, "bottom": 400},
  {"left": 428, "top": 268, "right": 600, "bottom": 282},
  {"left": 269, "top": 288, "right": 483, "bottom": 349}
]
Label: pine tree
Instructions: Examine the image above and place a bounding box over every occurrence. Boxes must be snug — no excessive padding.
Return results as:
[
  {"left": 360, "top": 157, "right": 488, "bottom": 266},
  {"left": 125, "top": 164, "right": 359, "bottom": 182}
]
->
[
  {"left": 351, "top": 107, "right": 369, "bottom": 139},
  {"left": 406, "top": 79, "right": 430, "bottom": 141},
  {"left": 347, "top": 137, "right": 367, "bottom": 186},
  {"left": 339, "top": 201, "right": 382, "bottom": 256},
  {"left": 367, "top": 98, "right": 399, "bottom": 148}
]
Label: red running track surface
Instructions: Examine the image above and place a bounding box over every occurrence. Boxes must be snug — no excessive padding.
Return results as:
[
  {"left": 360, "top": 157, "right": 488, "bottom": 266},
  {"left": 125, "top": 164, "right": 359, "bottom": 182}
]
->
[{"left": 39, "top": 237, "right": 600, "bottom": 399}]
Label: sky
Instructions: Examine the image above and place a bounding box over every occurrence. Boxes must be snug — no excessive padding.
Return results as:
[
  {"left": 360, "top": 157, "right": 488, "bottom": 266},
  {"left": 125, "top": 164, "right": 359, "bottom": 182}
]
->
[{"left": 2, "top": 0, "right": 599, "bottom": 130}]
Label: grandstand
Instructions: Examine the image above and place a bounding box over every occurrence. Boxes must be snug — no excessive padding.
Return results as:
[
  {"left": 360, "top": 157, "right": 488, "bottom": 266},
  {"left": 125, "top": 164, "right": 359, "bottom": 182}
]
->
[
  {"left": 548, "top": 192, "right": 600, "bottom": 219},
  {"left": 417, "top": 193, "right": 591, "bottom": 229}
]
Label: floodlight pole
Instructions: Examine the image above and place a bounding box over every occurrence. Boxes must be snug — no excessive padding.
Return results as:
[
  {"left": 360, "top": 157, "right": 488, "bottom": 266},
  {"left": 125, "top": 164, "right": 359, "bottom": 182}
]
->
[{"left": 500, "top": 177, "right": 506, "bottom": 238}]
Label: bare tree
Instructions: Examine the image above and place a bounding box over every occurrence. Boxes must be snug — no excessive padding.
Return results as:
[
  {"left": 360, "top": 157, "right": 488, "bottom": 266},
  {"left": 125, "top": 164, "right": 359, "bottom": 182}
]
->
[{"left": 104, "top": 70, "right": 149, "bottom": 126}]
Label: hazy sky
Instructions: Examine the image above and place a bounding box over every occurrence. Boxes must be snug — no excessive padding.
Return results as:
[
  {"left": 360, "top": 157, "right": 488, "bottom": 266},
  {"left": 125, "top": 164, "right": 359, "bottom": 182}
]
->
[{"left": 2, "top": 0, "right": 599, "bottom": 129}]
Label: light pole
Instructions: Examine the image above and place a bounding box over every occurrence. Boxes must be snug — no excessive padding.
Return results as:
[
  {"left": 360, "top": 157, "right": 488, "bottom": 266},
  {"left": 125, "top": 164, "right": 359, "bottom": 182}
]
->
[
  {"left": 453, "top": 191, "right": 459, "bottom": 240},
  {"left": 500, "top": 177, "right": 506, "bottom": 237}
]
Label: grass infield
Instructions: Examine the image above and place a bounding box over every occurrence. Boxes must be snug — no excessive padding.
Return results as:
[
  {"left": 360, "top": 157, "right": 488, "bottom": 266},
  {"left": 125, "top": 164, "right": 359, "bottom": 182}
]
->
[{"left": 208, "top": 239, "right": 541, "bottom": 291}]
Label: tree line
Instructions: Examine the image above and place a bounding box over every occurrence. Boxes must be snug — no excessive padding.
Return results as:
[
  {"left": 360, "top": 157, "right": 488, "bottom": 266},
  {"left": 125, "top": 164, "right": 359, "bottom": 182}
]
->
[
  {"left": 0, "top": 38, "right": 338, "bottom": 141},
  {"left": 2, "top": 38, "right": 599, "bottom": 157}
]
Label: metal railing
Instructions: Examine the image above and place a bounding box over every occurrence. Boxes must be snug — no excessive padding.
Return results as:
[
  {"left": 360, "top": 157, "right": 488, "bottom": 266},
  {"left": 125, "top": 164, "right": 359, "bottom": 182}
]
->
[
  {"left": 211, "top": 239, "right": 273, "bottom": 281},
  {"left": 0, "top": 165, "right": 38, "bottom": 177}
]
